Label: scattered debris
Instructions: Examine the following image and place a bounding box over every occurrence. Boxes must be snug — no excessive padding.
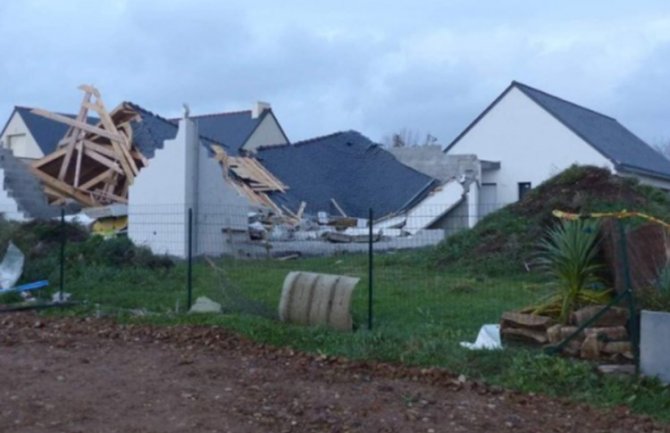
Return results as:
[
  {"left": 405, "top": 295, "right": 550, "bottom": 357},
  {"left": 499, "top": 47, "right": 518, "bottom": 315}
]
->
[
  {"left": 460, "top": 324, "right": 502, "bottom": 350},
  {"left": 52, "top": 292, "right": 72, "bottom": 303},
  {"left": 502, "top": 306, "right": 633, "bottom": 361},
  {"left": 212, "top": 145, "right": 288, "bottom": 215},
  {"left": 597, "top": 364, "right": 636, "bottom": 375},
  {"left": 0, "top": 242, "right": 25, "bottom": 290},
  {"left": 188, "top": 296, "right": 223, "bottom": 314}
]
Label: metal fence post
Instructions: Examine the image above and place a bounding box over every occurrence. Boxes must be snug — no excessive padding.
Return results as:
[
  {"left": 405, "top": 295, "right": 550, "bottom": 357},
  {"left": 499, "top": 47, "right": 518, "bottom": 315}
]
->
[
  {"left": 618, "top": 220, "right": 639, "bottom": 374},
  {"left": 368, "top": 207, "right": 374, "bottom": 330},
  {"left": 187, "top": 207, "right": 193, "bottom": 311},
  {"left": 59, "top": 206, "right": 65, "bottom": 302}
]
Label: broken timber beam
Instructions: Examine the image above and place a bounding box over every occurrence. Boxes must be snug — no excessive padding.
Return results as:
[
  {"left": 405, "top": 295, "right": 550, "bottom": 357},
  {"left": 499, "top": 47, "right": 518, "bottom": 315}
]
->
[{"left": 30, "top": 108, "right": 125, "bottom": 142}]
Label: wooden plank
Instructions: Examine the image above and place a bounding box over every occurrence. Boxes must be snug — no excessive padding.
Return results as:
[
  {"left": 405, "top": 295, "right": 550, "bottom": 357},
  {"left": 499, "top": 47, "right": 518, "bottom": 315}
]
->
[
  {"left": 82, "top": 148, "right": 124, "bottom": 174},
  {"left": 108, "top": 139, "right": 135, "bottom": 181},
  {"left": 79, "top": 169, "right": 114, "bottom": 190},
  {"left": 57, "top": 142, "right": 76, "bottom": 181},
  {"left": 59, "top": 90, "right": 93, "bottom": 147},
  {"left": 85, "top": 100, "right": 119, "bottom": 138},
  {"left": 30, "top": 108, "right": 124, "bottom": 142},
  {"left": 90, "top": 189, "right": 128, "bottom": 204},
  {"left": 330, "top": 198, "right": 348, "bottom": 217},
  {"left": 29, "top": 167, "right": 97, "bottom": 207},
  {"left": 296, "top": 201, "right": 306, "bottom": 219},
  {"left": 31, "top": 146, "right": 68, "bottom": 169},
  {"left": 281, "top": 205, "right": 298, "bottom": 219},
  {"left": 130, "top": 149, "right": 148, "bottom": 167},
  {"left": 74, "top": 141, "right": 84, "bottom": 187},
  {"left": 77, "top": 84, "right": 101, "bottom": 98},
  {"left": 82, "top": 140, "right": 117, "bottom": 159}
]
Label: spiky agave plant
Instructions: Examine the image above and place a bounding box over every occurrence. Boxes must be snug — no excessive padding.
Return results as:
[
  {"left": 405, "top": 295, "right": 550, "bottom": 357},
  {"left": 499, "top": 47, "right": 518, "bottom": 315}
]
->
[{"left": 533, "top": 219, "right": 610, "bottom": 323}]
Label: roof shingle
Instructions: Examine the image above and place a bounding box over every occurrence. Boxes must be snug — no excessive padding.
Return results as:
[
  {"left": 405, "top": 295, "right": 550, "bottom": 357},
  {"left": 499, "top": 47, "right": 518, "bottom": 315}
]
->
[{"left": 257, "top": 131, "right": 438, "bottom": 218}]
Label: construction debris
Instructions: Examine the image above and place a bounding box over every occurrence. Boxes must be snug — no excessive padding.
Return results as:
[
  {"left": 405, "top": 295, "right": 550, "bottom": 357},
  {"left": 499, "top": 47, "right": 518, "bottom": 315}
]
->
[
  {"left": 212, "top": 144, "right": 288, "bottom": 215},
  {"left": 30, "top": 85, "right": 148, "bottom": 207}
]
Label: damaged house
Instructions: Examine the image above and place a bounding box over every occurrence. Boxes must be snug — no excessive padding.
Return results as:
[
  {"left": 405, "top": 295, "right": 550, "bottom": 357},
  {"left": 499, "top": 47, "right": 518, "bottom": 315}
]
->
[
  {"left": 128, "top": 118, "right": 464, "bottom": 257},
  {"left": 0, "top": 85, "right": 288, "bottom": 221},
  {"left": 0, "top": 85, "right": 464, "bottom": 257}
]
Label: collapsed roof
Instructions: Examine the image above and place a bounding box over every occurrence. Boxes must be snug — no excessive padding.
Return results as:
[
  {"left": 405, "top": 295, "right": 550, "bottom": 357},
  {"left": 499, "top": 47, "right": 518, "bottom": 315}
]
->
[
  {"left": 255, "top": 131, "right": 438, "bottom": 219},
  {"left": 18, "top": 86, "right": 441, "bottom": 222},
  {"left": 28, "top": 86, "right": 225, "bottom": 207}
]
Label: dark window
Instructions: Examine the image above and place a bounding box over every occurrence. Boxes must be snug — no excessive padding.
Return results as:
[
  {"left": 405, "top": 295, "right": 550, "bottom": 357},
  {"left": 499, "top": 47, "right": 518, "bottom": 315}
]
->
[{"left": 518, "top": 182, "right": 531, "bottom": 200}]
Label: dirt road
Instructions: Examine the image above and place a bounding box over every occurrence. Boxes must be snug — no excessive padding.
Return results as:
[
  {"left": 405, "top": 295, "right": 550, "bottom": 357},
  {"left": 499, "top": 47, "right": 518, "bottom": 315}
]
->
[{"left": 0, "top": 314, "right": 665, "bottom": 432}]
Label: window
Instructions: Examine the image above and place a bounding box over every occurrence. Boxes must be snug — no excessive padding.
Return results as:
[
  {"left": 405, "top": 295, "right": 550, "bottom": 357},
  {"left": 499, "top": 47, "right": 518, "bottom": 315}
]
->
[
  {"left": 6, "top": 133, "right": 26, "bottom": 151},
  {"left": 518, "top": 182, "right": 531, "bottom": 200},
  {"left": 479, "top": 183, "right": 498, "bottom": 217}
]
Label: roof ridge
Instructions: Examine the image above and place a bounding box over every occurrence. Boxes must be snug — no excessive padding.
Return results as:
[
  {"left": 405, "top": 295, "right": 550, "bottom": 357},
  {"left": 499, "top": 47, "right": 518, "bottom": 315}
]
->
[
  {"left": 167, "top": 109, "right": 255, "bottom": 122},
  {"left": 512, "top": 81, "right": 616, "bottom": 121}
]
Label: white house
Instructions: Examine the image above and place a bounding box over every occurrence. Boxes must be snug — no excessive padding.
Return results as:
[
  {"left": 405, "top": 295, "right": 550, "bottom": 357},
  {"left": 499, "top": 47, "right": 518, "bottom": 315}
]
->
[{"left": 444, "top": 81, "right": 670, "bottom": 222}]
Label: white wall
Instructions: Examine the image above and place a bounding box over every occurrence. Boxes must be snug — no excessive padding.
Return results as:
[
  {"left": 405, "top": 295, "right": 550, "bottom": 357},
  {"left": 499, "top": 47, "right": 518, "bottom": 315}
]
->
[
  {"left": 404, "top": 180, "right": 464, "bottom": 234},
  {"left": 195, "top": 144, "right": 251, "bottom": 256},
  {"left": 618, "top": 171, "right": 670, "bottom": 191},
  {"left": 448, "top": 87, "right": 615, "bottom": 206},
  {"left": 243, "top": 113, "right": 288, "bottom": 152},
  {"left": 129, "top": 116, "right": 252, "bottom": 257},
  {"left": 0, "top": 112, "right": 44, "bottom": 160},
  {"left": 128, "top": 117, "right": 197, "bottom": 257}
]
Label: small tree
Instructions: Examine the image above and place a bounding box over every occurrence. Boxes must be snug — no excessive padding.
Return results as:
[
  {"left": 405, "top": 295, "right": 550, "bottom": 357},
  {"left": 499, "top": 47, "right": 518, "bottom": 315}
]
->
[
  {"left": 534, "top": 219, "right": 610, "bottom": 323},
  {"left": 382, "top": 128, "right": 438, "bottom": 148}
]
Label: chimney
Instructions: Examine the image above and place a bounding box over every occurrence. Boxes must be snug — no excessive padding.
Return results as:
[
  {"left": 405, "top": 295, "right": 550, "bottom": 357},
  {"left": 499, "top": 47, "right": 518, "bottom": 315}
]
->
[{"left": 252, "top": 101, "right": 271, "bottom": 119}]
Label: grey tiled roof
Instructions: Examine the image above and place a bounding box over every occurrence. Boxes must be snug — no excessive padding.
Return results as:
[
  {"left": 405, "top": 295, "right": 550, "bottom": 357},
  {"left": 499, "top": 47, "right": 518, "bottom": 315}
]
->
[
  {"left": 513, "top": 82, "right": 670, "bottom": 180},
  {"left": 256, "top": 131, "right": 438, "bottom": 218},
  {"left": 169, "top": 109, "right": 288, "bottom": 155},
  {"left": 118, "top": 103, "right": 226, "bottom": 158}
]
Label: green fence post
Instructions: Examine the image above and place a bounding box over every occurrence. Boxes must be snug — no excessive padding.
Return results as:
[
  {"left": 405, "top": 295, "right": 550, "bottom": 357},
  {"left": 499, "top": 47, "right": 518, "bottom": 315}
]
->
[
  {"left": 59, "top": 206, "right": 65, "bottom": 302},
  {"left": 187, "top": 207, "right": 193, "bottom": 311},
  {"left": 618, "top": 220, "right": 639, "bottom": 374},
  {"left": 368, "top": 207, "right": 374, "bottom": 331}
]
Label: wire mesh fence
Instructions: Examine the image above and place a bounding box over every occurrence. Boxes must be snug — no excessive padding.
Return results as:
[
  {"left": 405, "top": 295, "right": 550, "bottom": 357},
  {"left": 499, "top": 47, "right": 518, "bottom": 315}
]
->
[
  {"left": 2, "top": 200, "right": 654, "bottom": 370},
  {"left": 121, "top": 201, "right": 544, "bottom": 340}
]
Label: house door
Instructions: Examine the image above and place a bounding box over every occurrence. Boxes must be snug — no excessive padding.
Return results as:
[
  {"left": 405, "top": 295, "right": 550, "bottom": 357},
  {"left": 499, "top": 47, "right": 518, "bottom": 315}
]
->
[{"left": 518, "top": 182, "right": 531, "bottom": 200}]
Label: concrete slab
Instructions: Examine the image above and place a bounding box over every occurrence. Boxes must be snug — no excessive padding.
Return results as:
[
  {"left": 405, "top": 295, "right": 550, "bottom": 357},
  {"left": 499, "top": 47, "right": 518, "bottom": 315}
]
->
[
  {"left": 640, "top": 310, "right": 670, "bottom": 384},
  {"left": 189, "top": 296, "right": 222, "bottom": 314}
]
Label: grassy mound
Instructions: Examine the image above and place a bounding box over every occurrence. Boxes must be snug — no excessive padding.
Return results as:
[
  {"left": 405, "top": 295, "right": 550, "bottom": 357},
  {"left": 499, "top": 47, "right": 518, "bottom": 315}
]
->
[{"left": 432, "top": 165, "right": 670, "bottom": 276}]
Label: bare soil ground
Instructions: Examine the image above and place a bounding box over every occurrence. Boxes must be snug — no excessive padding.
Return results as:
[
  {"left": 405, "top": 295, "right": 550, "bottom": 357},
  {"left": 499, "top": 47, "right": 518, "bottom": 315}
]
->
[{"left": 0, "top": 313, "right": 666, "bottom": 433}]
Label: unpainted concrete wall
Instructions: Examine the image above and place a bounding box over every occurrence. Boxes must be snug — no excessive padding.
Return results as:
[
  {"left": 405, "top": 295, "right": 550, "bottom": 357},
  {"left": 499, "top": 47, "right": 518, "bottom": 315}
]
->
[{"left": 640, "top": 310, "right": 670, "bottom": 384}]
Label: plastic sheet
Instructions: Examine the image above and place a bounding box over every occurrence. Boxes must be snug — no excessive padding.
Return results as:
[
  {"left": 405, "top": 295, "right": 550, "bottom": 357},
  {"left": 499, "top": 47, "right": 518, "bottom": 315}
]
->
[
  {"left": 460, "top": 324, "right": 502, "bottom": 350},
  {"left": 0, "top": 242, "right": 24, "bottom": 290}
]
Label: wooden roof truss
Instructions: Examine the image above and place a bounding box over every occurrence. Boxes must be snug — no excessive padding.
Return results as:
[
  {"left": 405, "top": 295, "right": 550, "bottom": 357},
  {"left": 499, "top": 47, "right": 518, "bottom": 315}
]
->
[{"left": 30, "top": 85, "right": 146, "bottom": 207}]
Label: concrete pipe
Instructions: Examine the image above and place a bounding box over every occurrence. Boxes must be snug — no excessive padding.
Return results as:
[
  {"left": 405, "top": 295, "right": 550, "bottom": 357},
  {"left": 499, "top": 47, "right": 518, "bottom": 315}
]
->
[{"left": 278, "top": 271, "right": 360, "bottom": 331}]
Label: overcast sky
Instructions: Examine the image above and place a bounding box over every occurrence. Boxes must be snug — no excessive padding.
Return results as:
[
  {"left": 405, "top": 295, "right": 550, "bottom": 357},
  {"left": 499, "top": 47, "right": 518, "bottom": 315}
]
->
[{"left": 1, "top": 0, "right": 669, "bottom": 146}]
